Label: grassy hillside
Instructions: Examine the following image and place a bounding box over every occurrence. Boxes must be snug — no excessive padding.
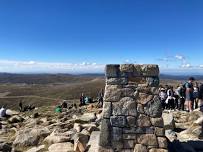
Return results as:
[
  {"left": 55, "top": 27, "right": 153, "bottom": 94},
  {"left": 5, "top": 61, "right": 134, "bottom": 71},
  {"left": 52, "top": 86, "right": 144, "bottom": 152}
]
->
[{"left": 0, "top": 73, "right": 203, "bottom": 110}]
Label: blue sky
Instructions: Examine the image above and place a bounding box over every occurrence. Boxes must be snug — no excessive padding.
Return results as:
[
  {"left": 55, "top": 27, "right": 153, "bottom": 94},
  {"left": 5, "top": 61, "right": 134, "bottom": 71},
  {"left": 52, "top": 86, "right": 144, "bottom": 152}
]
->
[{"left": 0, "top": 0, "right": 203, "bottom": 74}]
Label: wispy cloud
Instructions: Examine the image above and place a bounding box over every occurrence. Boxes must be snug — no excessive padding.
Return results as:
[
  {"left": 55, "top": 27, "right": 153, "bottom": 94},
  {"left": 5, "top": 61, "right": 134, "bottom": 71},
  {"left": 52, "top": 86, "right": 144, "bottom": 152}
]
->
[
  {"left": 181, "top": 63, "right": 193, "bottom": 68},
  {"left": 0, "top": 59, "right": 105, "bottom": 73},
  {"left": 175, "top": 55, "right": 185, "bottom": 60},
  {"left": 157, "top": 54, "right": 192, "bottom": 69},
  {"left": 124, "top": 59, "right": 136, "bottom": 64}
]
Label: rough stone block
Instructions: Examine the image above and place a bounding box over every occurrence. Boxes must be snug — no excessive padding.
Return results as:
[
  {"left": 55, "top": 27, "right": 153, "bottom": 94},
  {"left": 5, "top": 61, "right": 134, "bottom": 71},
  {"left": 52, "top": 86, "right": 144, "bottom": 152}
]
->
[
  {"left": 123, "top": 127, "right": 137, "bottom": 134},
  {"left": 137, "top": 93, "right": 154, "bottom": 105},
  {"left": 137, "top": 134, "right": 158, "bottom": 146},
  {"left": 133, "top": 65, "right": 142, "bottom": 76},
  {"left": 137, "top": 114, "right": 151, "bottom": 127},
  {"left": 124, "top": 84, "right": 138, "bottom": 91},
  {"left": 123, "top": 127, "right": 154, "bottom": 134},
  {"left": 106, "top": 77, "right": 128, "bottom": 85},
  {"left": 99, "top": 119, "right": 111, "bottom": 147},
  {"left": 127, "top": 116, "right": 136, "bottom": 127},
  {"left": 123, "top": 140, "right": 134, "bottom": 149},
  {"left": 154, "top": 127, "right": 165, "bottom": 137},
  {"left": 141, "top": 64, "right": 159, "bottom": 76},
  {"left": 105, "top": 64, "right": 120, "bottom": 78},
  {"left": 104, "top": 85, "right": 122, "bottom": 102},
  {"left": 150, "top": 118, "right": 164, "bottom": 127},
  {"left": 134, "top": 144, "right": 147, "bottom": 152},
  {"left": 137, "top": 104, "right": 144, "bottom": 114},
  {"left": 146, "top": 77, "right": 159, "bottom": 87},
  {"left": 112, "top": 127, "right": 123, "bottom": 141},
  {"left": 135, "top": 127, "right": 154, "bottom": 134},
  {"left": 103, "top": 102, "right": 112, "bottom": 118},
  {"left": 144, "top": 96, "right": 162, "bottom": 118},
  {"left": 157, "top": 137, "right": 167, "bottom": 149},
  {"left": 110, "top": 116, "right": 126, "bottom": 127},
  {"left": 121, "top": 88, "right": 134, "bottom": 98},
  {"left": 137, "top": 86, "right": 159, "bottom": 95},
  {"left": 112, "top": 97, "right": 137, "bottom": 116},
  {"left": 123, "top": 134, "right": 136, "bottom": 140},
  {"left": 128, "top": 77, "right": 146, "bottom": 85},
  {"left": 120, "top": 64, "right": 135, "bottom": 73}
]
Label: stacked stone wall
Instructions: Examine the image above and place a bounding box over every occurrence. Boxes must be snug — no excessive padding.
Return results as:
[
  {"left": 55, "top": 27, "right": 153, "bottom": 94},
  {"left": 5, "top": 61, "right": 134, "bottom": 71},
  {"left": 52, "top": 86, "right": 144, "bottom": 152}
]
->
[{"left": 99, "top": 64, "right": 168, "bottom": 152}]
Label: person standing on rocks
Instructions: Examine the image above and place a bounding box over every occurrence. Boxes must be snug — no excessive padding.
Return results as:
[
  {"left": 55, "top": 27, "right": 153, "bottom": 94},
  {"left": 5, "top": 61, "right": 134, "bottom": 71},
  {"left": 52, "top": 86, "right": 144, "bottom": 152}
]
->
[
  {"left": 159, "top": 88, "right": 167, "bottom": 109},
  {"left": 176, "top": 84, "right": 185, "bottom": 111},
  {"left": 79, "top": 93, "right": 85, "bottom": 106},
  {"left": 185, "top": 77, "right": 195, "bottom": 112},
  {"left": 19, "top": 101, "right": 23, "bottom": 112},
  {"left": 198, "top": 83, "right": 203, "bottom": 137},
  {"left": 193, "top": 82, "right": 199, "bottom": 109}
]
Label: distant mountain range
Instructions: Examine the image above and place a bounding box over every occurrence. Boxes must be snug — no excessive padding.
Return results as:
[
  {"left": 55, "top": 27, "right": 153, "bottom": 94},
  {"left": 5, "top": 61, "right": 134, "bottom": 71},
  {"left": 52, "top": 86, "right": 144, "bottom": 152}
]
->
[{"left": 0, "top": 73, "right": 202, "bottom": 84}]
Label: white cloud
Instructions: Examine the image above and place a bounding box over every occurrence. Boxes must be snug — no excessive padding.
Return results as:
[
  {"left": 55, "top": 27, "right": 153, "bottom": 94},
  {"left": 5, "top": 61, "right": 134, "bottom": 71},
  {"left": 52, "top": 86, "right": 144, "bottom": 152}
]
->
[
  {"left": 124, "top": 59, "right": 136, "bottom": 64},
  {"left": 199, "top": 65, "right": 203, "bottom": 68},
  {"left": 181, "top": 63, "right": 192, "bottom": 68},
  {"left": 175, "top": 55, "right": 185, "bottom": 60},
  {"left": 0, "top": 59, "right": 105, "bottom": 73}
]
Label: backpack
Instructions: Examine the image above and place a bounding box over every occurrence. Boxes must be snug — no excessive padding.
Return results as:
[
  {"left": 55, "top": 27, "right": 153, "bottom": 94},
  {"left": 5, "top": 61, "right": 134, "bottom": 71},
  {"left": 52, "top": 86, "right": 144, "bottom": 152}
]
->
[{"left": 180, "top": 83, "right": 187, "bottom": 97}]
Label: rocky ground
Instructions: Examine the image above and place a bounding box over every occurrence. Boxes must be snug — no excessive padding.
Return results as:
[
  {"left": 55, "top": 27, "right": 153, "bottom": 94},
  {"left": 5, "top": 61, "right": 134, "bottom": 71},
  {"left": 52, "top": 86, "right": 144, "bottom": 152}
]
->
[
  {"left": 0, "top": 103, "right": 203, "bottom": 152},
  {"left": 163, "top": 109, "right": 203, "bottom": 152},
  {"left": 0, "top": 103, "right": 102, "bottom": 152}
]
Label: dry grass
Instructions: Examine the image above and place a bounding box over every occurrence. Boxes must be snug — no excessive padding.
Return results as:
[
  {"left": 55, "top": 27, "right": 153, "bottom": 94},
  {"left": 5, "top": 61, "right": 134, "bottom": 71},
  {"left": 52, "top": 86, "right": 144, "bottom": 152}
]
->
[{"left": 0, "top": 77, "right": 105, "bottom": 109}]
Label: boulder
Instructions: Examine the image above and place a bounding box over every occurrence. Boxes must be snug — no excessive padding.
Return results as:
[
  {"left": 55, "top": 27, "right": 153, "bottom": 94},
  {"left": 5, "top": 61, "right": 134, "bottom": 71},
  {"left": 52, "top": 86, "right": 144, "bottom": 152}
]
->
[
  {"left": 75, "top": 113, "right": 97, "bottom": 123},
  {"left": 5, "top": 109, "right": 19, "bottom": 116},
  {"left": 26, "top": 145, "right": 45, "bottom": 152},
  {"left": 0, "top": 142, "right": 12, "bottom": 152},
  {"left": 134, "top": 144, "right": 147, "bottom": 152},
  {"left": 43, "top": 130, "right": 72, "bottom": 144},
  {"left": 165, "top": 129, "right": 177, "bottom": 142},
  {"left": 73, "top": 133, "right": 89, "bottom": 152},
  {"left": 162, "top": 112, "right": 175, "bottom": 130},
  {"left": 48, "top": 142, "right": 74, "bottom": 152},
  {"left": 13, "top": 126, "right": 50, "bottom": 147},
  {"left": 8, "top": 115, "right": 24, "bottom": 123},
  {"left": 187, "top": 110, "right": 202, "bottom": 122},
  {"left": 178, "top": 124, "right": 202, "bottom": 142},
  {"left": 74, "top": 123, "right": 83, "bottom": 132},
  {"left": 137, "top": 134, "right": 158, "bottom": 146}
]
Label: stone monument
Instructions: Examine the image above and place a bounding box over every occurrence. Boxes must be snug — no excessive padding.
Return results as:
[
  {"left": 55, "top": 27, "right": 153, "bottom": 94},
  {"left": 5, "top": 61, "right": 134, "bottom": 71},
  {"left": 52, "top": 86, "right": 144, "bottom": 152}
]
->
[{"left": 99, "top": 64, "right": 168, "bottom": 152}]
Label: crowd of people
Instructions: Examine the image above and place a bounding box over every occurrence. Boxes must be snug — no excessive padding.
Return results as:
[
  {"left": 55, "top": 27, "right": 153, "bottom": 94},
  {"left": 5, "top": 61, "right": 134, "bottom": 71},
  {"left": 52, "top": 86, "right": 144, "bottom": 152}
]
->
[{"left": 159, "top": 77, "right": 203, "bottom": 112}]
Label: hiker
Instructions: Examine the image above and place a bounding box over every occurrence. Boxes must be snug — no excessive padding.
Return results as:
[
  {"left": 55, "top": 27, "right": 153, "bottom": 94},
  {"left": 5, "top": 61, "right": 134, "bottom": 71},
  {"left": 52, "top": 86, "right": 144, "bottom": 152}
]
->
[
  {"left": 55, "top": 105, "right": 62, "bottom": 113},
  {"left": 61, "top": 100, "right": 68, "bottom": 109},
  {"left": 97, "top": 89, "right": 104, "bottom": 107},
  {"left": 176, "top": 84, "right": 185, "bottom": 111},
  {"left": 19, "top": 101, "right": 23, "bottom": 112},
  {"left": 79, "top": 93, "right": 85, "bottom": 106},
  {"left": 173, "top": 92, "right": 179, "bottom": 110},
  {"left": 0, "top": 107, "right": 8, "bottom": 118},
  {"left": 166, "top": 87, "right": 174, "bottom": 110},
  {"left": 185, "top": 77, "right": 195, "bottom": 112},
  {"left": 193, "top": 82, "right": 199, "bottom": 109},
  {"left": 159, "top": 88, "right": 167, "bottom": 109},
  {"left": 85, "top": 96, "right": 89, "bottom": 104},
  {"left": 198, "top": 83, "right": 203, "bottom": 137}
]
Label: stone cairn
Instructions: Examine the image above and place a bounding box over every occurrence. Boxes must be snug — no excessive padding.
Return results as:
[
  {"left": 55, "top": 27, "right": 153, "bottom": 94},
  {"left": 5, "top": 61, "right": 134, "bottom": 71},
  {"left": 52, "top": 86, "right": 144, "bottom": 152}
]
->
[{"left": 99, "top": 64, "right": 168, "bottom": 152}]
